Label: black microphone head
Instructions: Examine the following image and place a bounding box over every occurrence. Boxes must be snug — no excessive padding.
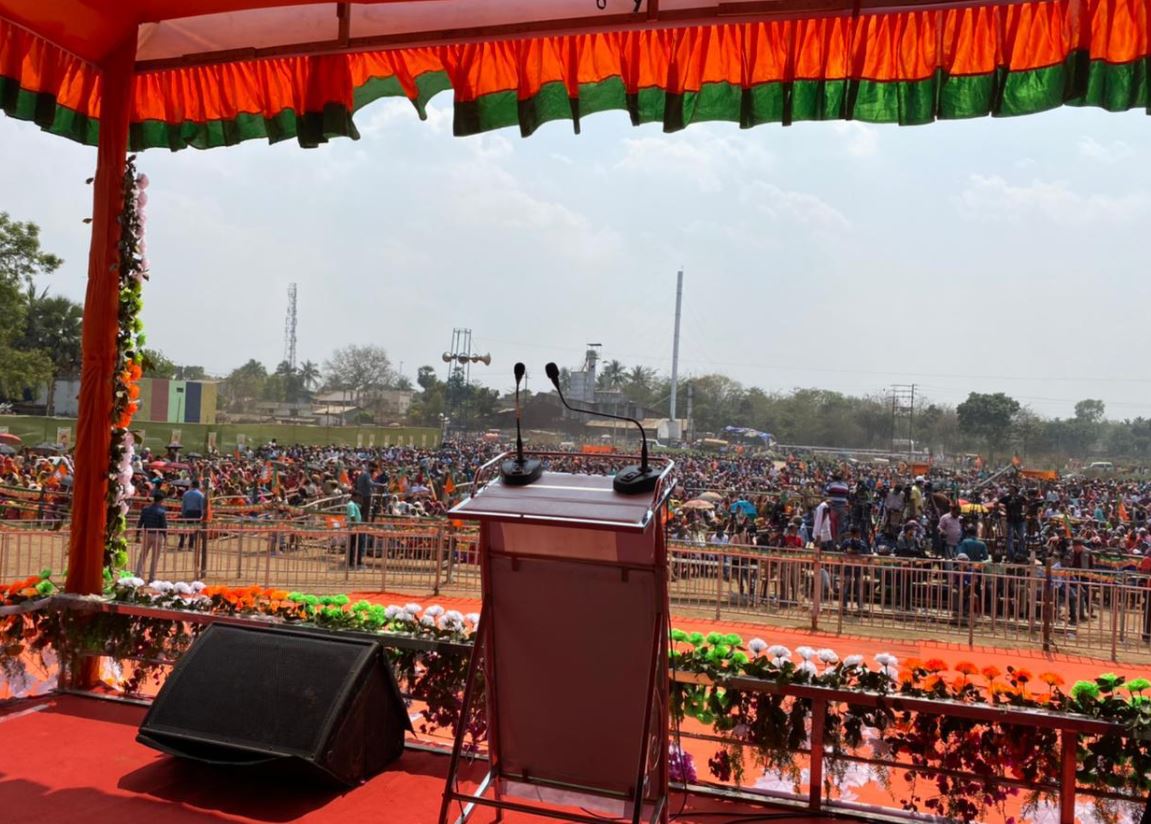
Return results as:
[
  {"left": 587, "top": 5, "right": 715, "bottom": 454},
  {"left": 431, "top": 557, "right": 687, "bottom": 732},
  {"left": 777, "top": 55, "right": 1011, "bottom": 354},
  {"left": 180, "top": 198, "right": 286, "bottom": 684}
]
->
[
  {"left": 545, "top": 362, "right": 560, "bottom": 387},
  {"left": 514, "top": 362, "right": 525, "bottom": 384}
]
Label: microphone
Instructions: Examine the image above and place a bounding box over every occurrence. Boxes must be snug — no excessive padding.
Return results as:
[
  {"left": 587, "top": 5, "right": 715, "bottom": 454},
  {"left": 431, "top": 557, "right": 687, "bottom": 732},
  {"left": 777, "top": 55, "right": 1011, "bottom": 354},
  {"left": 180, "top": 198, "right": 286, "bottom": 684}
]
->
[
  {"left": 500, "top": 362, "right": 543, "bottom": 486},
  {"left": 544, "top": 362, "right": 660, "bottom": 495}
]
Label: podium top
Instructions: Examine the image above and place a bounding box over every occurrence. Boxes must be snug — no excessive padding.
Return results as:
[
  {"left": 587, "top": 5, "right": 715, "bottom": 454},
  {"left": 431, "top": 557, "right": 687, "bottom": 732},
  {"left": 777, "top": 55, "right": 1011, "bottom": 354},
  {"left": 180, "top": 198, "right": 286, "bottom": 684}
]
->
[{"left": 451, "top": 461, "right": 675, "bottom": 532}]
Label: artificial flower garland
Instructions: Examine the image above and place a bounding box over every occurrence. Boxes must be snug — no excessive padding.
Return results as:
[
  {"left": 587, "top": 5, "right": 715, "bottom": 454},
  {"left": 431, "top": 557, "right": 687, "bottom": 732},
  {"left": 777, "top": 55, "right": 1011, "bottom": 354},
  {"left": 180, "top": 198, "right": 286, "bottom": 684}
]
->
[{"left": 103, "top": 158, "right": 149, "bottom": 581}]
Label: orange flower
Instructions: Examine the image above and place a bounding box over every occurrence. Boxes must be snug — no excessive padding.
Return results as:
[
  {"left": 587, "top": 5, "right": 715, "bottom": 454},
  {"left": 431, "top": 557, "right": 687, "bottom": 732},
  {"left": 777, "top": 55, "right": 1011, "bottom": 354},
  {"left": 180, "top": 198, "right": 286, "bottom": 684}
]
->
[
  {"left": 1013, "top": 668, "right": 1033, "bottom": 684},
  {"left": 1040, "top": 672, "right": 1065, "bottom": 687},
  {"left": 991, "top": 681, "right": 1018, "bottom": 698},
  {"left": 924, "top": 658, "right": 948, "bottom": 673},
  {"left": 127, "top": 383, "right": 140, "bottom": 400},
  {"left": 923, "top": 674, "right": 944, "bottom": 691},
  {"left": 269, "top": 590, "right": 289, "bottom": 601},
  {"left": 955, "top": 661, "right": 978, "bottom": 676},
  {"left": 128, "top": 362, "right": 143, "bottom": 381},
  {"left": 904, "top": 657, "right": 925, "bottom": 671},
  {"left": 982, "top": 665, "right": 1002, "bottom": 681}
]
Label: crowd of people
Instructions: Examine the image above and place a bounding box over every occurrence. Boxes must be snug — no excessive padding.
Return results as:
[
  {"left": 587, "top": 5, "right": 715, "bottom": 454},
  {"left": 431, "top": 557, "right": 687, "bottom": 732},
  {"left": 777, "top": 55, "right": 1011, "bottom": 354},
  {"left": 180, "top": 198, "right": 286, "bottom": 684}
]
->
[{"left": 6, "top": 437, "right": 1151, "bottom": 577}]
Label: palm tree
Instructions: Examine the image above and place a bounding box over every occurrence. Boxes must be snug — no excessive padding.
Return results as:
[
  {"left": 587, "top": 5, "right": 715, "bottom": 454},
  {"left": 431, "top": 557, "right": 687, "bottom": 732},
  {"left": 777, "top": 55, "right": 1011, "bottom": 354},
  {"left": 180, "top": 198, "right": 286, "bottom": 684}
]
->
[
  {"left": 626, "top": 365, "right": 655, "bottom": 390},
  {"left": 299, "top": 360, "right": 321, "bottom": 390},
  {"left": 597, "top": 359, "right": 626, "bottom": 390}
]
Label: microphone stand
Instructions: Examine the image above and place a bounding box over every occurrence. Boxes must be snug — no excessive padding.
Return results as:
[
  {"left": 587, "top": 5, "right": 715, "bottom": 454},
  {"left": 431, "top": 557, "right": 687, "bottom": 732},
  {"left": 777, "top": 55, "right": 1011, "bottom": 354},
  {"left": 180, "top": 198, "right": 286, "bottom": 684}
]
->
[
  {"left": 545, "top": 362, "right": 661, "bottom": 495},
  {"left": 500, "top": 363, "right": 543, "bottom": 486}
]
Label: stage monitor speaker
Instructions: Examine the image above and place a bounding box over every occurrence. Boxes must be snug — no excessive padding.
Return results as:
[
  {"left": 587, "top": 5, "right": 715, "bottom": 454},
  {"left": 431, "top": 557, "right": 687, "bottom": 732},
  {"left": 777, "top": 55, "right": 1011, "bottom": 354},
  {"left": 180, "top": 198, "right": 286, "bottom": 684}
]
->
[{"left": 137, "top": 623, "right": 412, "bottom": 786}]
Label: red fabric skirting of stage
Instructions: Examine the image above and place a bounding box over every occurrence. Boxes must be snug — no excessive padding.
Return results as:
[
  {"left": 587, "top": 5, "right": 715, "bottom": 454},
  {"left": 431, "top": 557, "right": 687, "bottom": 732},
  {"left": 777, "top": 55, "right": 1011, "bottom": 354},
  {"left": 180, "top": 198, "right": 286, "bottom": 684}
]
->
[{"left": 0, "top": 695, "right": 842, "bottom": 824}]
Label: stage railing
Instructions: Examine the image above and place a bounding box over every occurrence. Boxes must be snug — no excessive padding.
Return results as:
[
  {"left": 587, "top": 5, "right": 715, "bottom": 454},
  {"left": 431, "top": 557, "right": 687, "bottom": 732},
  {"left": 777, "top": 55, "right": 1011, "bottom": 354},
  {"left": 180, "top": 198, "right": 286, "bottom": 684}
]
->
[
  {"left": 7, "top": 526, "right": 1151, "bottom": 659},
  {"left": 18, "top": 596, "right": 1140, "bottom": 824}
]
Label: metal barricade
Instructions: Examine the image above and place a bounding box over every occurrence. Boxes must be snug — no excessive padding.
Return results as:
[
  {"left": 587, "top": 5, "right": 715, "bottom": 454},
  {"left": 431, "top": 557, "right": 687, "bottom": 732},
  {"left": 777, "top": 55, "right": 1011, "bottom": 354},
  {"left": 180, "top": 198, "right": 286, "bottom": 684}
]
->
[{"left": 11, "top": 524, "right": 1151, "bottom": 660}]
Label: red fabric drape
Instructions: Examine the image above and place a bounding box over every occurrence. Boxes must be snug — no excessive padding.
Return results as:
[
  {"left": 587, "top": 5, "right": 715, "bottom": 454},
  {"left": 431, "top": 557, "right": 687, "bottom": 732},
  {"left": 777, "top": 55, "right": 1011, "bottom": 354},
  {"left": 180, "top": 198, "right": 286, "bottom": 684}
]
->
[{"left": 65, "top": 40, "right": 135, "bottom": 596}]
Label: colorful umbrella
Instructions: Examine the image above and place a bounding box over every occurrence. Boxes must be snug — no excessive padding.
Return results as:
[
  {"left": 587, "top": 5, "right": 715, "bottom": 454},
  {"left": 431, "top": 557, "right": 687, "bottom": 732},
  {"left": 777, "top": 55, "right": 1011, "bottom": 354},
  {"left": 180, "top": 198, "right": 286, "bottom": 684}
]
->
[
  {"left": 730, "top": 500, "right": 757, "bottom": 517},
  {"left": 0, "top": 433, "right": 21, "bottom": 446},
  {"left": 699, "top": 492, "right": 723, "bottom": 502},
  {"left": 682, "top": 499, "right": 715, "bottom": 511}
]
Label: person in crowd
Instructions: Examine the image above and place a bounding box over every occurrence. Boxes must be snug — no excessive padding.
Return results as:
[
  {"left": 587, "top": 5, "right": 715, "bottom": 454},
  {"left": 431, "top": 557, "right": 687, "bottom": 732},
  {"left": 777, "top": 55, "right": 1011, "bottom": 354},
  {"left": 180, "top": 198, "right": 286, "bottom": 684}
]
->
[
  {"left": 135, "top": 490, "right": 168, "bottom": 581},
  {"left": 812, "top": 499, "right": 834, "bottom": 550},
  {"left": 346, "top": 493, "right": 365, "bottom": 569},
  {"left": 937, "top": 505, "right": 963, "bottom": 560},
  {"left": 839, "top": 524, "right": 871, "bottom": 611},
  {"left": 177, "top": 478, "right": 205, "bottom": 548},
  {"left": 999, "top": 484, "right": 1028, "bottom": 563},
  {"left": 1067, "top": 536, "right": 1092, "bottom": 626}
]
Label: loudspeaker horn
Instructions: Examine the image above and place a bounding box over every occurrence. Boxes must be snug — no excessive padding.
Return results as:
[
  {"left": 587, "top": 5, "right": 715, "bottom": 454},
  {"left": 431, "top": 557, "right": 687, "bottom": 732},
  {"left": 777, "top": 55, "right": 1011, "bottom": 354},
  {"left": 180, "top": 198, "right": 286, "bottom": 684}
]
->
[{"left": 471, "top": 353, "right": 492, "bottom": 366}]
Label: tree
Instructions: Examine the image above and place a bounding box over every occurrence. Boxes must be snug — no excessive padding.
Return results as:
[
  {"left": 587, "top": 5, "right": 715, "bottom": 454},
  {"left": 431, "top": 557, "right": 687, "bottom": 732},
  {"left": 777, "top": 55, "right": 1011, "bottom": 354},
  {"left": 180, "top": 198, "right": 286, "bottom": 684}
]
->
[
  {"left": 16, "top": 287, "right": 82, "bottom": 413},
  {"left": 409, "top": 365, "right": 445, "bottom": 426},
  {"left": 141, "top": 348, "right": 177, "bottom": 379},
  {"left": 1075, "top": 399, "right": 1106, "bottom": 424},
  {"left": 0, "top": 213, "right": 62, "bottom": 288},
  {"left": 597, "top": 359, "right": 626, "bottom": 390},
  {"left": 173, "top": 365, "right": 206, "bottom": 380},
  {"left": 221, "top": 359, "right": 268, "bottom": 409},
  {"left": 956, "top": 392, "right": 1021, "bottom": 457},
  {"left": 0, "top": 215, "right": 60, "bottom": 399},
  {"left": 323, "top": 345, "right": 396, "bottom": 404},
  {"left": 417, "top": 366, "right": 439, "bottom": 392},
  {"left": 298, "top": 360, "right": 321, "bottom": 390}
]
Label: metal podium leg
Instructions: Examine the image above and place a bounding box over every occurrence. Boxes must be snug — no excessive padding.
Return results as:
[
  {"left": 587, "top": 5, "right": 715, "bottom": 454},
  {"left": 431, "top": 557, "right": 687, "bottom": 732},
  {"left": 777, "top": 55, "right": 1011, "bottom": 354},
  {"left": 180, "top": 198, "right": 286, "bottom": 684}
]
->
[
  {"left": 438, "top": 608, "right": 488, "bottom": 824},
  {"left": 631, "top": 610, "right": 666, "bottom": 824}
]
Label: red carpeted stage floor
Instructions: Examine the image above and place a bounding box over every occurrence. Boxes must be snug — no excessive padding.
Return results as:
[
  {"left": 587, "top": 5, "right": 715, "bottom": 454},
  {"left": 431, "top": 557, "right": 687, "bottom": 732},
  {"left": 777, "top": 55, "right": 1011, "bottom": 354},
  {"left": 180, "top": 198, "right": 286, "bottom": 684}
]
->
[{"left": 0, "top": 695, "right": 839, "bottom": 824}]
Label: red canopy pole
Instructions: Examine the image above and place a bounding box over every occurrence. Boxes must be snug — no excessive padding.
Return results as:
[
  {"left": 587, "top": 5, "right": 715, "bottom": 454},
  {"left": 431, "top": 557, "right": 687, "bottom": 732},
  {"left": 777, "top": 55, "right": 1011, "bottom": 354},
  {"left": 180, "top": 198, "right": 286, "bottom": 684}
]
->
[{"left": 65, "top": 38, "right": 136, "bottom": 596}]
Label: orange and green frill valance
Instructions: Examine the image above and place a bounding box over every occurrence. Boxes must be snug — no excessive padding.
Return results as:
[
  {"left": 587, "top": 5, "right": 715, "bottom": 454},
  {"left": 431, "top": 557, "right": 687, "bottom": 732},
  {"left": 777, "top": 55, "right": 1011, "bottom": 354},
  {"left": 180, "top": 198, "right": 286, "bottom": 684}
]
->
[{"left": 3, "top": 0, "right": 1151, "bottom": 150}]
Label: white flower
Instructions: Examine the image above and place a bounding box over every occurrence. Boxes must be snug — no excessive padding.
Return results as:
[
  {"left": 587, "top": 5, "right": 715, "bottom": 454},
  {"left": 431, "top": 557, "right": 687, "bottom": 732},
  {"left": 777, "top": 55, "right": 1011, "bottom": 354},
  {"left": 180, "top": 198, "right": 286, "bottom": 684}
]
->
[
  {"left": 444, "top": 610, "right": 464, "bottom": 624},
  {"left": 419, "top": 615, "right": 437, "bottom": 628},
  {"left": 384, "top": 605, "right": 401, "bottom": 619},
  {"left": 817, "top": 649, "right": 839, "bottom": 664},
  {"left": 424, "top": 605, "right": 445, "bottom": 617},
  {"left": 875, "top": 653, "right": 899, "bottom": 668},
  {"left": 404, "top": 603, "right": 423, "bottom": 615},
  {"left": 881, "top": 665, "right": 899, "bottom": 681},
  {"left": 116, "top": 576, "right": 138, "bottom": 588},
  {"left": 148, "top": 580, "right": 173, "bottom": 593},
  {"left": 766, "top": 645, "right": 790, "bottom": 661},
  {"left": 174, "top": 582, "right": 193, "bottom": 595},
  {"left": 137, "top": 173, "right": 150, "bottom": 190},
  {"left": 441, "top": 615, "right": 465, "bottom": 632},
  {"left": 796, "top": 646, "right": 815, "bottom": 660},
  {"left": 798, "top": 660, "right": 819, "bottom": 676},
  {"left": 465, "top": 613, "right": 480, "bottom": 625},
  {"left": 843, "top": 655, "right": 864, "bottom": 668},
  {"left": 190, "top": 581, "right": 205, "bottom": 593},
  {"left": 748, "top": 638, "right": 768, "bottom": 655}
]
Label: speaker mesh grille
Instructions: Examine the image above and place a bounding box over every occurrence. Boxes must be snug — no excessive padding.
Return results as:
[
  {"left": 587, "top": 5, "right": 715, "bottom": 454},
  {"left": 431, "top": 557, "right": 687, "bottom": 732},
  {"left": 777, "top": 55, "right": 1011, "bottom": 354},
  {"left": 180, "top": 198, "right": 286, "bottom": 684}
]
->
[{"left": 145, "top": 626, "right": 372, "bottom": 757}]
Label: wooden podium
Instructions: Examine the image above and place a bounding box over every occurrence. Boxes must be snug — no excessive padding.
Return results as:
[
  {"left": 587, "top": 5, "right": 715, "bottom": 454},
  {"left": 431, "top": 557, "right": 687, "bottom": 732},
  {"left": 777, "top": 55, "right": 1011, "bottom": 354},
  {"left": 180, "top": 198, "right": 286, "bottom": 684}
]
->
[{"left": 439, "top": 452, "right": 676, "bottom": 824}]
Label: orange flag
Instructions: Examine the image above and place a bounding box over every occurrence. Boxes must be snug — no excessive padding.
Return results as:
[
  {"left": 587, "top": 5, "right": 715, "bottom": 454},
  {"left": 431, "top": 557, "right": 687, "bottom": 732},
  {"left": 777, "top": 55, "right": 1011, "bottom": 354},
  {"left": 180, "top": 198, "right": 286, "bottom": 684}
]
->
[{"left": 1119, "top": 502, "right": 1130, "bottom": 523}]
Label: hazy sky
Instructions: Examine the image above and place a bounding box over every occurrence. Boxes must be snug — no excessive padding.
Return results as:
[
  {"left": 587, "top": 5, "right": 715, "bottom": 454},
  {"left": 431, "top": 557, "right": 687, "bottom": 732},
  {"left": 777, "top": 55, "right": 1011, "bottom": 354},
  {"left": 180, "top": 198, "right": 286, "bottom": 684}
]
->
[{"left": 2, "top": 99, "right": 1149, "bottom": 419}]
